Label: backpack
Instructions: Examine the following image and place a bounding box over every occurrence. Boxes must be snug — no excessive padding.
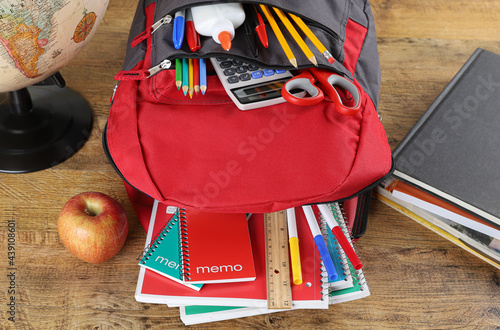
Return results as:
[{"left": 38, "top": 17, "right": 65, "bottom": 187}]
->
[{"left": 103, "top": 0, "right": 393, "bottom": 225}]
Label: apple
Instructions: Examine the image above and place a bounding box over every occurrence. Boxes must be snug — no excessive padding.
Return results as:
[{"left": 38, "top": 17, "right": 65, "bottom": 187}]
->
[{"left": 58, "top": 192, "right": 129, "bottom": 264}]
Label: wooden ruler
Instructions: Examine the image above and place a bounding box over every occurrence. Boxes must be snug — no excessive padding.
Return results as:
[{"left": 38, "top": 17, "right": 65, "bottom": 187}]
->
[{"left": 264, "top": 210, "right": 292, "bottom": 309}]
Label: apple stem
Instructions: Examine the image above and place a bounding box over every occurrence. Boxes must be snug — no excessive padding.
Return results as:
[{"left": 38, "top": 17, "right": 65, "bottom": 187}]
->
[{"left": 85, "top": 208, "right": 97, "bottom": 217}]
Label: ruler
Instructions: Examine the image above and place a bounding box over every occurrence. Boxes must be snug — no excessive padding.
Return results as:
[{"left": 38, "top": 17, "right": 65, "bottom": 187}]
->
[{"left": 264, "top": 210, "right": 292, "bottom": 309}]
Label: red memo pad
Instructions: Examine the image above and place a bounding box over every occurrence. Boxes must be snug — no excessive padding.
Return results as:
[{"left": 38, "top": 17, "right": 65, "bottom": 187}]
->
[
  {"left": 136, "top": 212, "right": 327, "bottom": 308},
  {"left": 180, "top": 210, "right": 256, "bottom": 284}
]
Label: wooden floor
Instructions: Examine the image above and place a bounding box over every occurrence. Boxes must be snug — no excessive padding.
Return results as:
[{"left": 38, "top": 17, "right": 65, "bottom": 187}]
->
[{"left": 2, "top": 0, "right": 500, "bottom": 328}]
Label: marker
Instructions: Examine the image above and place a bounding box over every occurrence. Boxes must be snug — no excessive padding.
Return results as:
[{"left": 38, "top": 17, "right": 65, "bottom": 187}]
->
[
  {"left": 185, "top": 9, "right": 201, "bottom": 52},
  {"left": 173, "top": 10, "right": 185, "bottom": 49},
  {"left": 199, "top": 58, "right": 207, "bottom": 95},
  {"left": 302, "top": 205, "right": 338, "bottom": 281},
  {"left": 317, "top": 204, "right": 363, "bottom": 270},
  {"left": 287, "top": 208, "right": 303, "bottom": 285},
  {"left": 182, "top": 58, "right": 189, "bottom": 96}
]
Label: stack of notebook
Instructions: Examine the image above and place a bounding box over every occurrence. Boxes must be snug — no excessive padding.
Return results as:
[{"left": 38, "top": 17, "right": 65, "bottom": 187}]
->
[{"left": 135, "top": 200, "right": 369, "bottom": 325}]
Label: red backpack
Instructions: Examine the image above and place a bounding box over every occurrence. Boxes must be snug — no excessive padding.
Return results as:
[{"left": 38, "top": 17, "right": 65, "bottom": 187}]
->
[{"left": 103, "top": 0, "right": 393, "bottom": 230}]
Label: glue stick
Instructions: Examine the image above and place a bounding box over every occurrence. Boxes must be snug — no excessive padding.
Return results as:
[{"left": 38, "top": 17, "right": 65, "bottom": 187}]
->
[{"left": 190, "top": 3, "right": 246, "bottom": 51}]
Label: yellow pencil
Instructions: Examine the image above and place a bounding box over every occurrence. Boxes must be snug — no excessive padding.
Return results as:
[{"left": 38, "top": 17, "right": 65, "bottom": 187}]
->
[
  {"left": 273, "top": 8, "right": 317, "bottom": 66},
  {"left": 288, "top": 13, "right": 335, "bottom": 64},
  {"left": 259, "top": 4, "right": 297, "bottom": 68},
  {"left": 188, "top": 58, "right": 194, "bottom": 99}
]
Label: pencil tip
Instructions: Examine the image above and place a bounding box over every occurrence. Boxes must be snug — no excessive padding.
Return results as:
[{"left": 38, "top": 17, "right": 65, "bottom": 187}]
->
[
  {"left": 290, "top": 58, "right": 298, "bottom": 68},
  {"left": 309, "top": 56, "right": 318, "bottom": 66}
]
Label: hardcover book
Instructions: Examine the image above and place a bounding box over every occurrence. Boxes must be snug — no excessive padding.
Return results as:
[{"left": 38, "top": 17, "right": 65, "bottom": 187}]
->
[{"left": 392, "top": 48, "right": 500, "bottom": 226}]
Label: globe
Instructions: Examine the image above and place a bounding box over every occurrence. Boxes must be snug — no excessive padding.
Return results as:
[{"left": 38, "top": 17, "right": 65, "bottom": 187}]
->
[
  {"left": 0, "top": 0, "right": 109, "bottom": 93},
  {"left": 0, "top": 0, "right": 110, "bottom": 173}
]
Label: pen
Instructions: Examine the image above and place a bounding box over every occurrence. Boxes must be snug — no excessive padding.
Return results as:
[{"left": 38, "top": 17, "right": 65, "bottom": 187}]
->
[
  {"left": 199, "top": 58, "right": 207, "bottom": 95},
  {"left": 173, "top": 10, "right": 185, "bottom": 49},
  {"left": 243, "top": 4, "right": 258, "bottom": 57},
  {"left": 259, "top": 4, "right": 297, "bottom": 68},
  {"left": 317, "top": 204, "right": 363, "bottom": 270},
  {"left": 273, "top": 7, "right": 317, "bottom": 66},
  {"left": 287, "top": 208, "right": 303, "bottom": 285},
  {"left": 175, "top": 58, "right": 182, "bottom": 90},
  {"left": 288, "top": 13, "right": 335, "bottom": 64},
  {"left": 252, "top": 4, "right": 268, "bottom": 48},
  {"left": 193, "top": 58, "right": 200, "bottom": 95},
  {"left": 185, "top": 9, "right": 201, "bottom": 52},
  {"left": 188, "top": 58, "right": 194, "bottom": 98},
  {"left": 302, "top": 205, "right": 338, "bottom": 281},
  {"left": 182, "top": 58, "right": 189, "bottom": 96}
]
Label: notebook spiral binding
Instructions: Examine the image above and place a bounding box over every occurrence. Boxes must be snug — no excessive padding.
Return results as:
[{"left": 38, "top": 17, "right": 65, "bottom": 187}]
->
[
  {"left": 179, "top": 208, "right": 192, "bottom": 281},
  {"left": 137, "top": 209, "right": 180, "bottom": 262},
  {"left": 331, "top": 202, "right": 367, "bottom": 291},
  {"left": 318, "top": 209, "right": 350, "bottom": 279}
]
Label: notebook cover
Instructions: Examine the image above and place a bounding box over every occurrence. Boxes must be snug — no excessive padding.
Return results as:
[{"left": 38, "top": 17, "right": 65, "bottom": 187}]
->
[
  {"left": 179, "top": 210, "right": 256, "bottom": 284},
  {"left": 135, "top": 211, "right": 328, "bottom": 308},
  {"left": 138, "top": 201, "right": 202, "bottom": 291},
  {"left": 393, "top": 48, "right": 500, "bottom": 225}
]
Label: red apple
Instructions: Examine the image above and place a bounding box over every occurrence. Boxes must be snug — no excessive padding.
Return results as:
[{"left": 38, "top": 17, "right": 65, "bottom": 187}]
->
[{"left": 58, "top": 192, "right": 129, "bottom": 264}]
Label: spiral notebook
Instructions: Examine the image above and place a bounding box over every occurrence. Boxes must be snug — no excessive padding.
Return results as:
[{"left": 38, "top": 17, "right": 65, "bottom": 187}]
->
[
  {"left": 135, "top": 212, "right": 329, "bottom": 308},
  {"left": 179, "top": 209, "right": 256, "bottom": 284},
  {"left": 328, "top": 203, "right": 370, "bottom": 304},
  {"left": 138, "top": 201, "right": 203, "bottom": 291}
]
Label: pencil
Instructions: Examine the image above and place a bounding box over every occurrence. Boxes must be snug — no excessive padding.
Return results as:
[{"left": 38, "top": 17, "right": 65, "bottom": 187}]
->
[
  {"left": 193, "top": 58, "right": 200, "bottom": 95},
  {"left": 286, "top": 208, "right": 303, "bottom": 285},
  {"left": 188, "top": 58, "right": 194, "bottom": 98},
  {"left": 259, "top": 4, "right": 297, "bottom": 68},
  {"left": 273, "top": 7, "right": 317, "bottom": 66},
  {"left": 175, "top": 58, "right": 182, "bottom": 90},
  {"left": 199, "top": 58, "right": 207, "bottom": 95},
  {"left": 288, "top": 13, "right": 335, "bottom": 64},
  {"left": 182, "top": 58, "right": 188, "bottom": 96}
]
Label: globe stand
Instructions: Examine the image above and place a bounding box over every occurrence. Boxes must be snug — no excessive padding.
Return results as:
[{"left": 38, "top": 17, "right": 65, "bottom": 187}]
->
[{"left": 0, "top": 72, "right": 93, "bottom": 173}]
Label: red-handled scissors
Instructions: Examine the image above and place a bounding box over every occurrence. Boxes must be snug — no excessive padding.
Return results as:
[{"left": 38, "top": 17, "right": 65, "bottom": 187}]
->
[{"left": 282, "top": 68, "right": 361, "bottom": 116}]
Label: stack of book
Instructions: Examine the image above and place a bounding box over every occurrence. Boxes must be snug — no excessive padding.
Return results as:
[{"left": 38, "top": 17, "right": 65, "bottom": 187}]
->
[
  {"left": 375, "top": 48, "right": 500, "bottom": 269},
  {"left": 134, "top": 200, "right": 369, "bottom": 325}
]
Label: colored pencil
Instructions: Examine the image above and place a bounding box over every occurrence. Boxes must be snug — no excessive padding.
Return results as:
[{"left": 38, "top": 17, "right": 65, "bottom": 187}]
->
[
  {"left": 193, "top": 58, "right": 200, "bottom": 95},
  {"left": 182, "top": 58, "right": 188, "bottom": 96},
  {"left": 199, "top": 58, "right": 207, "bottom": 95},
  {"left": 175, "top": 58, "right": 182, "bottom": 90},
  {"left": 188, "top": 58, "right": 194, "bottom": 99}
]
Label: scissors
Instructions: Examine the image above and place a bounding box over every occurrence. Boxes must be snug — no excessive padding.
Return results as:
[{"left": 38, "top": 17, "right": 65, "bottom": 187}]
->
[{"left": 281, "top": 68, "right": 361, "bottom": 116}]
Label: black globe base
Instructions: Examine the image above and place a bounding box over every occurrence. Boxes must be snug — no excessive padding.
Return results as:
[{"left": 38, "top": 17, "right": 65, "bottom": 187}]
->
[{"left": 0, "top": 85, "right": 92, "bottom": 173}]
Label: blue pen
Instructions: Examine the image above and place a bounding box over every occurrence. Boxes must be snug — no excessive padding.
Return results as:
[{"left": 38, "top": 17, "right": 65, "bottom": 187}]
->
[
  {"left": 301, "top": 205, "right": 338, "bottom": 281},
  {"left": 199, "top": 58, "right": 207, "bottom": 95},
  {"left": 173, "top": 10, "right": 185, "bottom": 49}
]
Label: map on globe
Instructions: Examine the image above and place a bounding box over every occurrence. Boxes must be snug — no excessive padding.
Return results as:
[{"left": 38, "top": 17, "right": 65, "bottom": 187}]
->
[{"left": 0, "top": 0, "right": 109, "bottom": 93}]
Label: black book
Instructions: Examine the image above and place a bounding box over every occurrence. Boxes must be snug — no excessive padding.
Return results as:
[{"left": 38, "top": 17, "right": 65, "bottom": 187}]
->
[{"left": 393, "top": 48, "right": 500, "bottom": 226}]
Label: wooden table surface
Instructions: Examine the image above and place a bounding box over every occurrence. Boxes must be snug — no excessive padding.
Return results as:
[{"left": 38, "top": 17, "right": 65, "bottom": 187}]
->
[{"left": 2, "top": 0, "right": 500, "bottom": 328}]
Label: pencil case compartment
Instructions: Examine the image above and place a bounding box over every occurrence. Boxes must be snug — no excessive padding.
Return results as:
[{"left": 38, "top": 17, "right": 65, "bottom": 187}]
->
[{"left": 140, "top": 0, "right": 351, "bottom": 78}]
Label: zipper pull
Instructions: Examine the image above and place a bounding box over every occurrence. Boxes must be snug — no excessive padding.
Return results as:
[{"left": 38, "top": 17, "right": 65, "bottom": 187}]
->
[
  {"left": 114, "top": 59, "right": 172, "bottom": 81},
  {"left": 147, "top": 59, "right": 172, "bottom": 77},
  {"left": 110, "top": 83, "right": 119, "bottom": 104},
  {"left": 130, "top": 14, "right": 172, "bottom": 48},
  {"left": 151, "top": 14, "right": 172, "bottom": 34}
]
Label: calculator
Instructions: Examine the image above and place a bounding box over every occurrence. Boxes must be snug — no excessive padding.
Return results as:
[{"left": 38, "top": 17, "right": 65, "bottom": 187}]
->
[{"left": 210, "top": 57, "right": 295, "bottom": 110}]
